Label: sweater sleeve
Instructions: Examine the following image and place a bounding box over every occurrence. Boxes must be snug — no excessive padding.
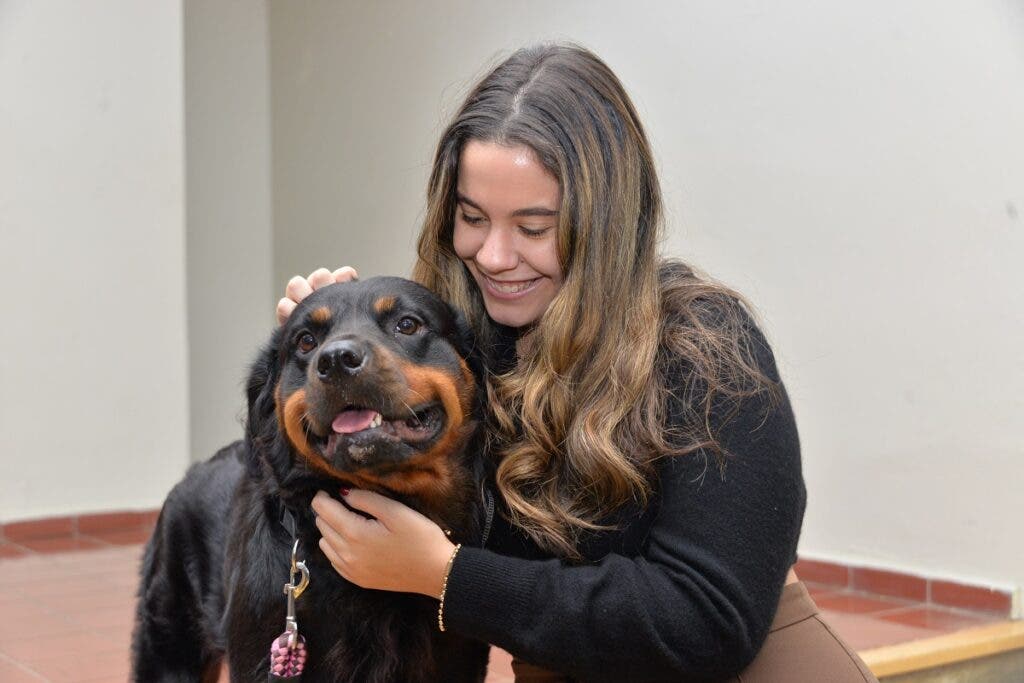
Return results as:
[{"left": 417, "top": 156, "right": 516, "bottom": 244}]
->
[{"left": 442, "top": 329, "right": 806, "bottom": 682}]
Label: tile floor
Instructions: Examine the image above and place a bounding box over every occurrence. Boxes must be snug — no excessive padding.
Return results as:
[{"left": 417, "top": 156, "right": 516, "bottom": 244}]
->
[{"left": 0, "top": 530, "right": 1007, "bottom": 682}]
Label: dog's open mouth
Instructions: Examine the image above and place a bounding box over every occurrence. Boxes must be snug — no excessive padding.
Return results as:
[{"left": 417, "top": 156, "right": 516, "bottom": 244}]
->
[{"left": 312, "top": 403, "right": 445, "bottom": 458}]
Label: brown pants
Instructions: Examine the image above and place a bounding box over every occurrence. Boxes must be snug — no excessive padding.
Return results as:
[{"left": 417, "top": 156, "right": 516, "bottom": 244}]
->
[{"left": 511, "top": 582, "right": 878, "bottom": 683}]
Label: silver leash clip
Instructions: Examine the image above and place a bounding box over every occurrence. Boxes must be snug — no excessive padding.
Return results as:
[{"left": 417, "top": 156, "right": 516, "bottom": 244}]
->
[
  {"left": 283, "top": 539, "right": 310, "bottom": 646},
  {"left": 269, "top": 538, "right": 310, "bottom": 680}
]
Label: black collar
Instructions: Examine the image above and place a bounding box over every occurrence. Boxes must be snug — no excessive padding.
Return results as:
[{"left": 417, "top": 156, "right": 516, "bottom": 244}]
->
[{"left": 278, "top": 500, "right": 301, "bottom": 540}]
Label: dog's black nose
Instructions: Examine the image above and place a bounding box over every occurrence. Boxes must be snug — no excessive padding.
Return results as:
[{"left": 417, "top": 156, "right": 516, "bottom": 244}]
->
[{"left": 317, "top": 339, "right": 368, "bottom": 380}]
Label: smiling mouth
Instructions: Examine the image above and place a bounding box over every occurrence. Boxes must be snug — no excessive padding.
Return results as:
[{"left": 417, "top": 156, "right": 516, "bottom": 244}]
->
[
  {"left": 482, "top": 275, "right": 540, "bottom": 295},
  {"left": 310, "top": 403, "right": 445, "bottom": 457}
]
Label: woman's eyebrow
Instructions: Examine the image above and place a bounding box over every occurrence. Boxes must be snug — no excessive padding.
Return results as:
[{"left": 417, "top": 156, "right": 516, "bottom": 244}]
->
[
  {"left": 456, "top": 193, "right": 558, "bottom": 218},
  {"left": 510, "top": 206, "right": 558, "bottom": 218},
  {"left": 455, "top": 193, "right": 484, "bottom": 212}
]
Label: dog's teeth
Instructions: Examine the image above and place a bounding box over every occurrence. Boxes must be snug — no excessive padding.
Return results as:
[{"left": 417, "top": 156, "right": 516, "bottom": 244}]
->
[{"left": 370, "top": 413, "right": 382, "bottom": 429}]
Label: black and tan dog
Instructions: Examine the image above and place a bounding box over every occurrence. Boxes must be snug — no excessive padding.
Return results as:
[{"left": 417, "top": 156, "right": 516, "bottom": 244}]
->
[{"left": 131, "top": 277, "right": 489, "bottom": 682}]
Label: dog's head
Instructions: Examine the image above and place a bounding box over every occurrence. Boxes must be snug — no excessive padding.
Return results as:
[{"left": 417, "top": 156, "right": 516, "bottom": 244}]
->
[{"left": 246, "top": 277, "right": 480, "bottom": 507}]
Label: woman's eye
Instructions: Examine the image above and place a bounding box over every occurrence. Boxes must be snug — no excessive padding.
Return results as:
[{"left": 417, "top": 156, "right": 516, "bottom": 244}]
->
[
  {"left": 520, "top": 226, "right": 551, "bottom": 238},
  {"left": 297, "top": 333, "right": 317, "bottom": 353},
  {"left": 460, "top": 212, "right": 485, "bottom": 225},
  {"left": 396, "top": 317, "right": 420, "bottom": 335}
]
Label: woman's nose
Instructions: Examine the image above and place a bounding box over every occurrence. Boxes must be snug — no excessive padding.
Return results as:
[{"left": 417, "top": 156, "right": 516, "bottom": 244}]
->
[{"left": 476, "top": 226, "right": 518, "bottom": 272}]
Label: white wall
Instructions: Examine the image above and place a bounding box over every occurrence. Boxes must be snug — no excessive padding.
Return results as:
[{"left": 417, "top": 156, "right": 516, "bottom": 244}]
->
[
  {"left": 267, "top": 1, "right": 1024, "bottom": 595},
  {"left": 268, "top": 2, "right": 444, "bottom": 287},
  {"left": 0, "top": 1, "right": 189, "bottom": 518},
  {"left": 184, "top": 0, "right": 274, "bottom": 461}
]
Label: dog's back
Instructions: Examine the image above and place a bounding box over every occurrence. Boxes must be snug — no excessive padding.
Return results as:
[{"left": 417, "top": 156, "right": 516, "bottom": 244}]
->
[{"left": 131, "top": 441, "right": 245, "bottom": 681}]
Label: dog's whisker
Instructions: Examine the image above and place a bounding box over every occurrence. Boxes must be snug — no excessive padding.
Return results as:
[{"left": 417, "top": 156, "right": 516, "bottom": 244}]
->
[
  {"left": 398, "top": 398, "right": 419, "bottom": 420},
  {"left": 404, "top": 388, "right": 432, "bottom": 412}
]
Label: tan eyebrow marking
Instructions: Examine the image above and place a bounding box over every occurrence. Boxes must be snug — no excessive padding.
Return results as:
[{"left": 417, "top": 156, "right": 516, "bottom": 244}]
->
[
  {"left": 310, "top": 306, "right": 332, "bottom": 324},
  {"left": 374, "top": 296, "right": 397, "bottom": 315}
]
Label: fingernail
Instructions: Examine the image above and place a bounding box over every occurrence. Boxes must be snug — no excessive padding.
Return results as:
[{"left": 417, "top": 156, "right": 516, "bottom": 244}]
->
[{"left": 340, "top": 487, "right": 350, "bottom": 496}]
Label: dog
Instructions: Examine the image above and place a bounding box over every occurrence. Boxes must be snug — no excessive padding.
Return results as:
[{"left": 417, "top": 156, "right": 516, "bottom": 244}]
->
[{"left": 131, "top": 277, "right": 490, "bottom": 682}]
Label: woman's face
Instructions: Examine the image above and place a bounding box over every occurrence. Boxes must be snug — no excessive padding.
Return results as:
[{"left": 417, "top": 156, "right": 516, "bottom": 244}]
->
[{"left": 453, "top": 140, "right": 564, "bottom": 328}]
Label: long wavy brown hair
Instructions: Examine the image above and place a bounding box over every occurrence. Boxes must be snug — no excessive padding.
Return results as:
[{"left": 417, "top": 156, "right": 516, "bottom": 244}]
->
[{"left": 413, "top": 44, "right": 775, "bottom": 559}]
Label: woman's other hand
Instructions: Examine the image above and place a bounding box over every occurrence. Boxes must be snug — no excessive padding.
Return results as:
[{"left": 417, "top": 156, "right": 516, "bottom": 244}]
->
[
  {"left": 276, "top": 266, "right": 359, "bottom": 325},
  {"left": 311, "top": 489, "right": 456, "bottom": 598}
]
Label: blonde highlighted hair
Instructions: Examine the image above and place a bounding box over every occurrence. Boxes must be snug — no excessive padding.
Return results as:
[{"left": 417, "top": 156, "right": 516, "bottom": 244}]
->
[{"left": 413, "top": 44, "right": 774, "bottom": 559}]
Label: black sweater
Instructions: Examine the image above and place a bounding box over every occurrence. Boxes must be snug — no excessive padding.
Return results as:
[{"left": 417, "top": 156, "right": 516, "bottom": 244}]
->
[{"left": 443, "top": 323, "right": 806, "bottom": 682}]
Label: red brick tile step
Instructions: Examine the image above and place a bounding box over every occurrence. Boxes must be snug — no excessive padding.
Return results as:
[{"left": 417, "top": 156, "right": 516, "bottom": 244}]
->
[
  {"left": 795, "top": 557, "right": 1015, "bottom": 617},
  {"left": 0, "top": 510, "right": 160, "bottom": 560}
]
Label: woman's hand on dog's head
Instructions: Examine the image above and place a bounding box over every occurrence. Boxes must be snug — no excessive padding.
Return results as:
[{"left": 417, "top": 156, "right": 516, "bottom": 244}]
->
[
  {"left": 276, "top": 266, "right": 359, "bottom": 326},
  {"left": 311, "top": 488, "right": 456, "bottom": 599}
]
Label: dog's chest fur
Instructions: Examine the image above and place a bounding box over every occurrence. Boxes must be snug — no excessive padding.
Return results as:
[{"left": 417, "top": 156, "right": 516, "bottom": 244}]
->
[{"left": 220, "top": 473, "right": 487, "bottom": 683}]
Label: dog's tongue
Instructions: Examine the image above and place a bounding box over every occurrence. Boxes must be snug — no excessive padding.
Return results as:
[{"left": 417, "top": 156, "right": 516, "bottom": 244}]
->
[{"left": 332, "top": 409, "right": 379, "bottom": 434}]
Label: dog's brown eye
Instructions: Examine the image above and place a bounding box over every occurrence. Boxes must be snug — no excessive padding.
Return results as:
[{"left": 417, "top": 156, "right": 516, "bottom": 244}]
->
[
  {"left": 297, "top": 333, "right": 317, "bottom": 353},
  {"left": 396, "top": 317, "right": 420, "bottom": 335}
]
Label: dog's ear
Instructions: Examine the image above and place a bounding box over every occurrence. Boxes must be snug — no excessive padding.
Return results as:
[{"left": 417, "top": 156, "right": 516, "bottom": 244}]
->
[
  {"left": 448, "top": 305, "right": 483, "bottom": 380},
  {"left": 244, "top": 328, "right": 284, "bottom": 470}
]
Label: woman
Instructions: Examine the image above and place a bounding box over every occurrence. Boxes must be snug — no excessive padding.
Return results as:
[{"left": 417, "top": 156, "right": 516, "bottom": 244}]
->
[{"left": 286, "top": 44, "right": 875, "bottom": 682}]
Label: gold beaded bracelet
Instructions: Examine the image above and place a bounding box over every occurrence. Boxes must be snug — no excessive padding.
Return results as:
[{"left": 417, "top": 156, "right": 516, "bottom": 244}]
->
[{"left": 437, "top": 543, "right": 462, "bottom": 632}]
